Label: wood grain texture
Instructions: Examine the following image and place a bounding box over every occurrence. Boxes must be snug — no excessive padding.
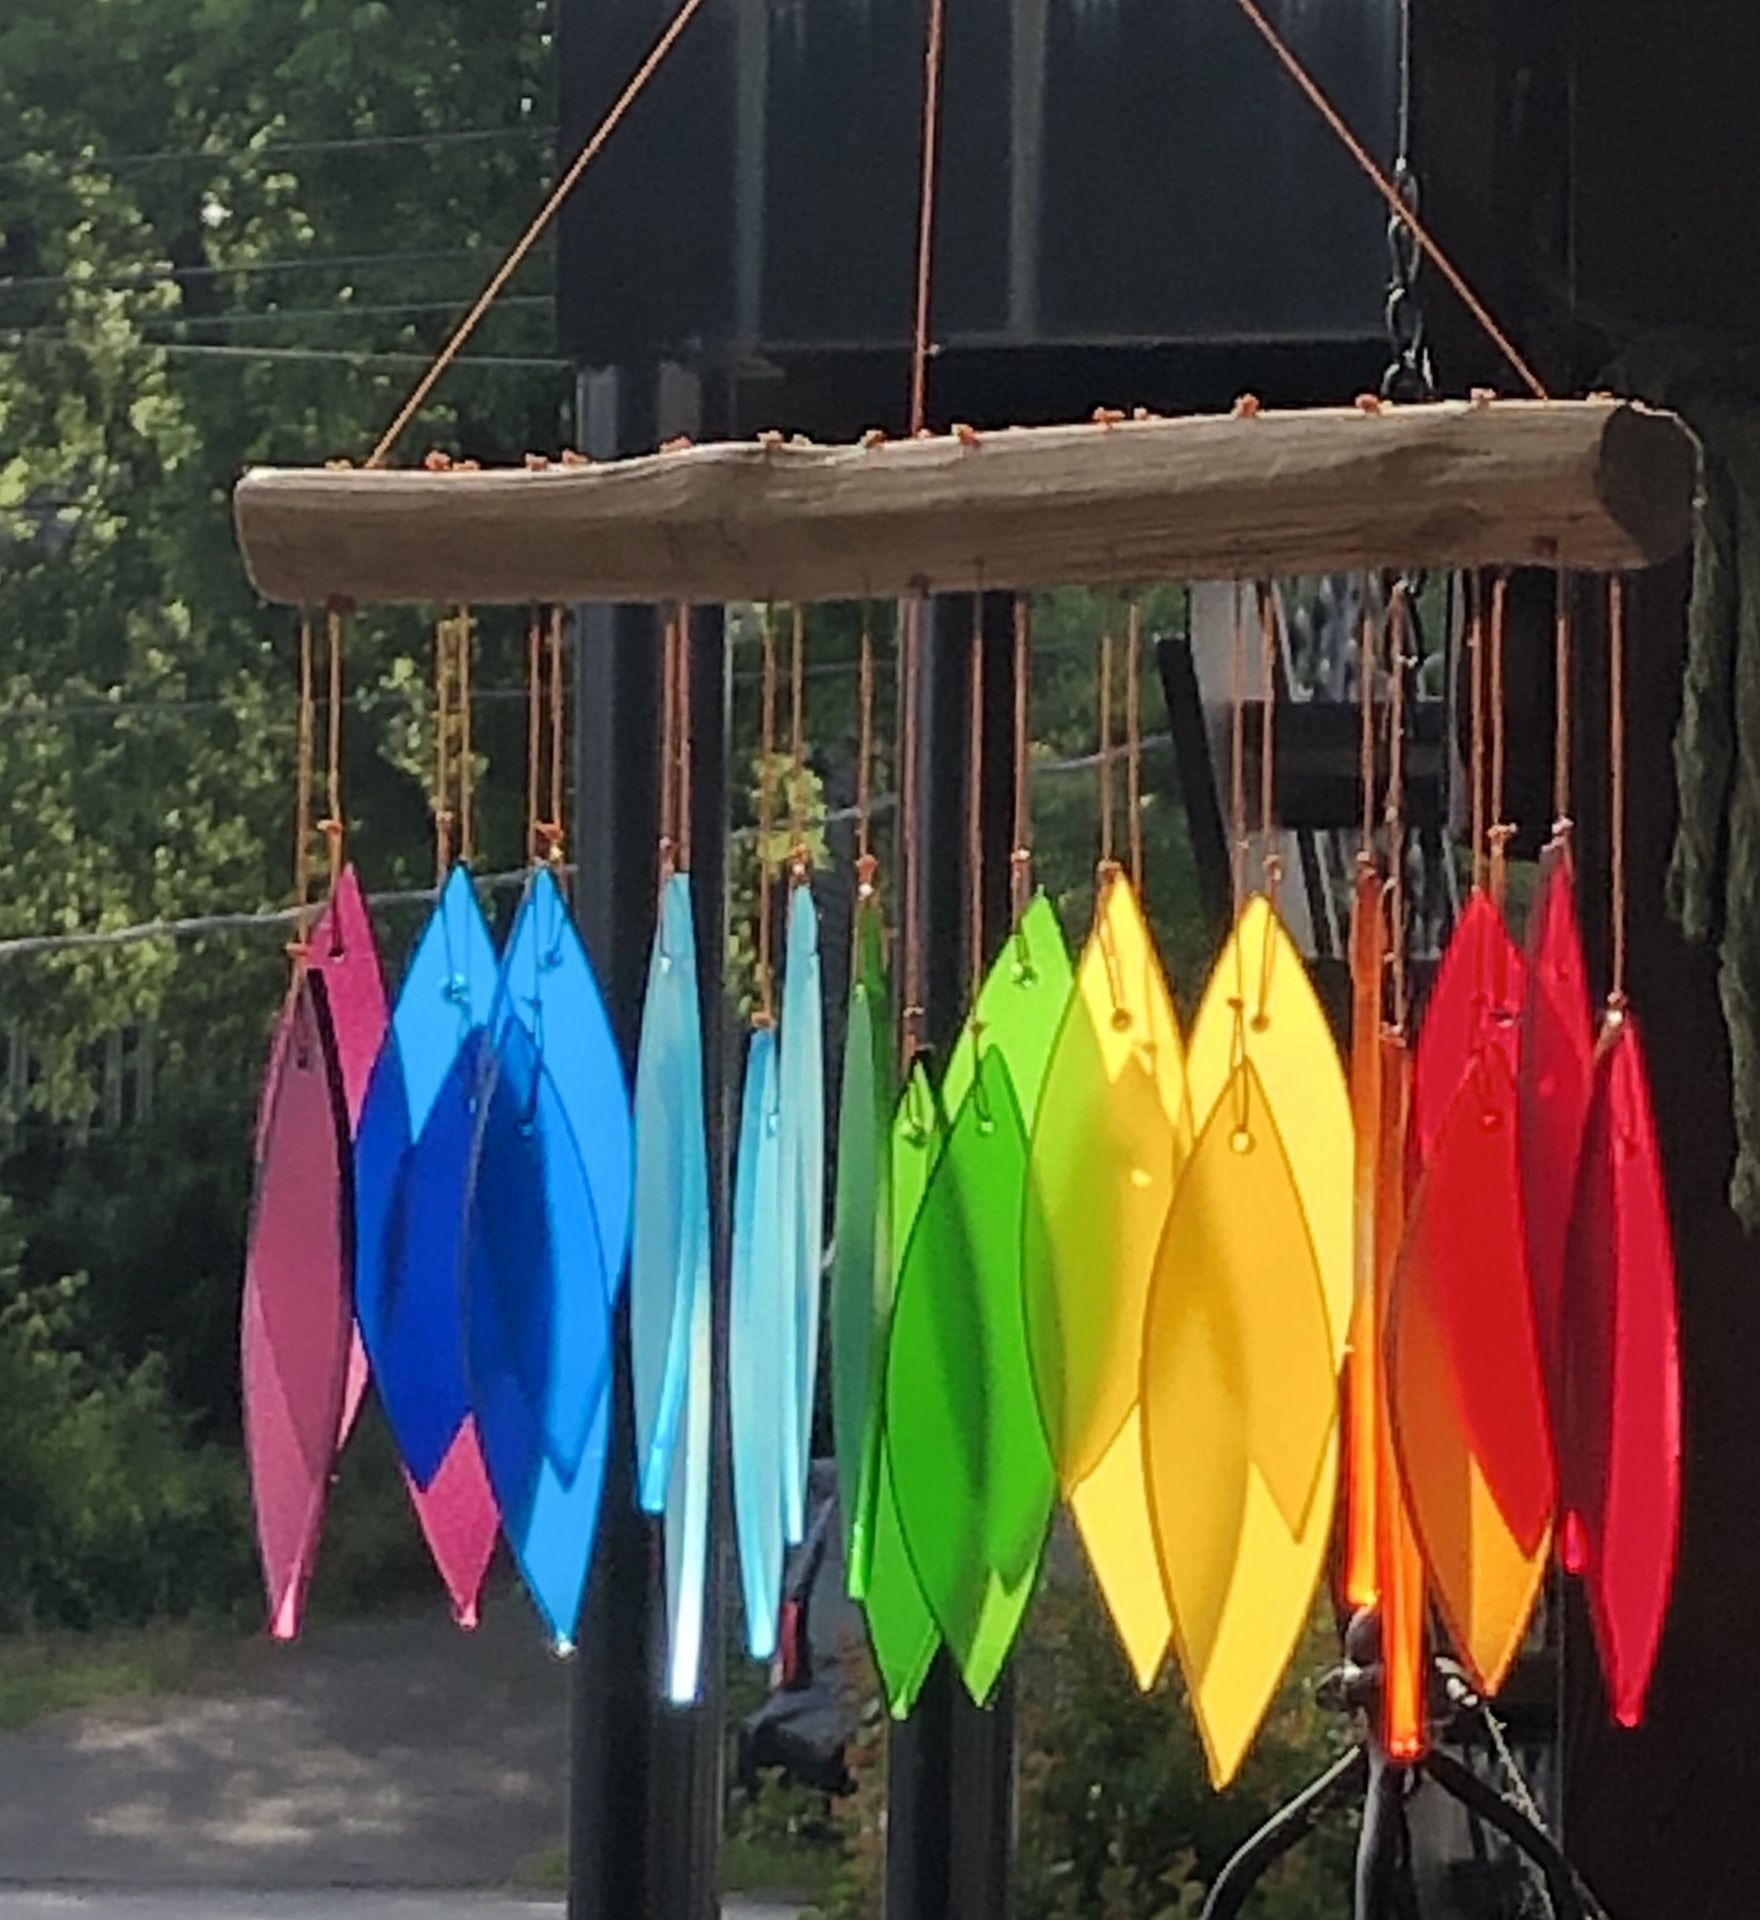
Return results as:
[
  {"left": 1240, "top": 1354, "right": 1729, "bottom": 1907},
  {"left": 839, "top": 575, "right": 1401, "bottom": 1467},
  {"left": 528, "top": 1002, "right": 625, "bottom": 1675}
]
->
[{"left": 234, "top": 399, "right": 1697, "bottom": 608}]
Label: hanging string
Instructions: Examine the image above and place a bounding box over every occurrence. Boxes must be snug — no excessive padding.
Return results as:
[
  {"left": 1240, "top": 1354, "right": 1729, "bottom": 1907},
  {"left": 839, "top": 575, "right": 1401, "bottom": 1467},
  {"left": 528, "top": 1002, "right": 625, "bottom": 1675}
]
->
[
  {"left": 434, "top": 613, "right": 455, "bottom": 880},
  {"left": 321, "top": 606, "right": 346, "bottom": 895},
  {"left": 756, "top": 603, "right": 779, "bottom": 1024},
  {"left": 1468, "top": 576, "right": 1486, "bottom": 895},
  {"left": 1230, "top": 583, "right": 1249, "bottom": 913},
  {"left": 1010, "top": 594, "right": 1034, "bottom": 924},
  {"left": 1360, "top": 585, "right": 1378, "bottom": 856},
  {"left": 676, "top": 602, "right": 694, "bottom": 874},
  {"left": 291, "top": 611, "right": 317, "bottom": 958},
  {"left": 1488, "top": 572, "right": 1512, "bottom": 909},
  {"left": 1259, "top": 582, "right": 1282, "bottom": 900},
  {"left": 1387, "top": 582, "right": 1410, "bottom": 1031},
  {"left": 546, "top": 607, "right": 569, "bottom": 874},
  {"left": 658, "top": 607, "right": 680, "bottom": 882},
  {"left": 1609, "top": 577, "right": 1628, "bottom": 1008},
  {"left": 455, "top": 610, "right": 476, "bottom": 866},
  {"left": 909, "top": 0, "right": 949, "bottom": 434},
  {"left": 1554, "top": 574, "right": 1574, "bottom": 833},
  {"left": 527, "top": 609, "right": 544, "bottom": 865},
  {"left": 1098, "top": 606, "right": 1117, "bottom": 876},
  {"left": 1126, "top": 595, "right": 1145, "bottom": 893},
  {"left": 967, "top": 592, "right": 986, "bottom": 1004},
  {"left": 900, "top": 594, "right": 926, "bottom": 1058},
  {"left": 857, "top": 602, "right": 878, "bottom": 899},
  {"left": 789, "top": 603, "right": 810, "bottom": 881}
]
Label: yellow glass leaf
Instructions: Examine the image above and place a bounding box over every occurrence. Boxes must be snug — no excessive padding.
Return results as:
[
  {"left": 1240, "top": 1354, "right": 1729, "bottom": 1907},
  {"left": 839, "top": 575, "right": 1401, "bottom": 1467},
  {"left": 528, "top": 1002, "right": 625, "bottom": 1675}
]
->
[
  {"left": 1069, "top": 1406, "right": 1170, "bottom": 1689},
  {"left": 1025, "top": 871, "right": 1193, "bottom": 1487},
  {"left": 1186, "top": 894, "right": 1352, "bottom": 1372},
  {"left": 1141, "top": 1061, "right": 1339, "bottom": 1787}
]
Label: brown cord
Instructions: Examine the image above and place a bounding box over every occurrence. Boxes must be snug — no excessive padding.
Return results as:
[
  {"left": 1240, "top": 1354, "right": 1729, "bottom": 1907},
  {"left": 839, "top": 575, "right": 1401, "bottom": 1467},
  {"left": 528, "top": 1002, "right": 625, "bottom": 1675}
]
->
[
  {"left": 292, "top": 612, "right": 317, "bottom": 958},
  {"left": 321, "top": 606, "right": 346, "bottom": 892},
  {"left": 433, "top": 614, "right": 455, "bottom": 879},
  {"left": 676, "top": 602, "right": 694, "bottom": 873},
  {"left": 857, "top": 603, "right": 877, "bottom": 886},
  {"left": 1126, "top": 596, "right": 1144, "bottom": 892},
  {"left": 1360, "top": 588, "right": 1377, "bottom": 851},
  {"left": 1554, "top": 574, "right": 1573, "bottom": 831},
  {"left": 527, "top": 610, "right": 544, "bottom": 865},
  {"left": 900, "top": 594, "right": 925, "bottom": 1056},
  {"left": 1259, "top": 584, "right": 1282, "bottom": 898},
  {"left": 757, "top": 603, "right": 779, "bottom": 1022},
  {"left": 1387, "top": 583, "right": 1410, "bottom": 1030},
  {"left": 455, "top": 611, "right": 475, "bottom": 866},
  {"left": 789, "top": 603, "right": 809, "bottom": 879},
  {"left": 909, "top": 0, "right": 949, "bottom": 435},
  {"left": 1468, "top": 578, "right": 1486, "bottom": 894},
  {"left": 658, "top": 607, "right": 679, "bottom": 879},
  {"left": 1610, "top": 577, "right": 1628, "bottom": 1006},
  {"left": 968, "top": 592, "right": 986, "bottom": 1003},
  {"left": 366, "top": 0, "right": 710, "bottom": 467},
  {"left": 1226, "top": 0, "right": 1549, "bottom": 403},
  {"left": 1099, "top": 608, "right": 1116, "bottom": 871},
  {"left": 1230, "top": 584, "right": 1248, "bottom": 913},
  {"left": 549, "top": 607, "right": 568, "bottom": 868},
  {"left": 1488, "top": 573, "right": 1511, "bottom": 908},
  {"left": 1010, "top": 594, "right": 1033, "bottom": 922}
]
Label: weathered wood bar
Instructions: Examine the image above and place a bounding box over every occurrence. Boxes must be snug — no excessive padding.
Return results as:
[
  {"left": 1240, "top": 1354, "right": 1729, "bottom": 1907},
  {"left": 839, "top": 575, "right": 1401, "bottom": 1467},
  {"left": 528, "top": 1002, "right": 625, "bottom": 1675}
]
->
[{"left": 234, "top": 398, "right": 1697, "bottom": 608}]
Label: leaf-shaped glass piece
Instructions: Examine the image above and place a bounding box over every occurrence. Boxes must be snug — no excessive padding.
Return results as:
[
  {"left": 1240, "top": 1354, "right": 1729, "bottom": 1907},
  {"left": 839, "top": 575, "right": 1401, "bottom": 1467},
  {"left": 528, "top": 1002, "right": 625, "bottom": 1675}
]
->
[
  {"left": 1388, "top": 1051, "right": 1554, "bottom": 1696},
  {"left": 779, "top": 882, "right": 826, "bottom": 1545},
  {"left": 833, "top": 896, "right": 893, "bottom": 1598},
  {"left": 465, "top": 1026, "right": 612, "bottom": 1648},
  {"left": 731, "top": 1026, "right": 788, "bottom": 1659},
  {"left": 1025, "top": 871, "right": 1192, "bottom": 1487},
  {"left": 243, "top": 973, "right": 354, "bottom": 1640},
  {"left": 413, "top": 1425, "right": 501, "bottom": 1631},
  {"left": 354, "top": 867, "right": 498, "bottom": 1488},
  {"left": 1564, "top": 1014, "right": 1681, "bottom": 1727},
  {"left": 1374, "top": 1035, "right": 1428, "bottom": 1760},
  {"left": 497, "top": 868, "right": 635, "bottom": 1299},
  {"left": 942, "top": 891, "right": 1074, "bottom": 1118},
  {"left": 888, "top": 1050, "right": 1052, "bottom": 1705},
  {"left": 1141, "top": 1059, "right": 1338, "bottom": 1787},
  {"left": 663, "top": 1180, "right": 714, "bottom": 1704},
  {"left": 631, "top": 872, "right": 710, "bottom": 1514},
  {"left": 1069, "top": 1407, "right": 1170, "bottom": 1690},
  {"left": 1343, "top": 866, "right": 1385, "bottom": 1610},
  {"left": 1186, "top": 895, "right": 1352, "bottom": 1374},
  {"left": 863, "top": 1063, "right": 945, "bottom": 1714},
  {"left": 1414, "top": 890, "right": 1527, "bottom": 1164},
  {"left": 1518, "top": 841, "right": 1595, "bottom": 1561}
]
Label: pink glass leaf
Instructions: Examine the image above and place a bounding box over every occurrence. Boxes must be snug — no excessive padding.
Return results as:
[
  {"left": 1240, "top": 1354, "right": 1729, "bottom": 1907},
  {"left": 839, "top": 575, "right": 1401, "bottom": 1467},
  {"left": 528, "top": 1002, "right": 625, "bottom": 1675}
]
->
[
  {"left": 411, "top": 1423, "right": 501, "bottom": 1629},
  {"left": 1565, "top": 1014, "right": 1682, "bottom": 1727},
  {"left": 243, "top": 972, "right": 354, "bottom": 1640},
  {"left": 1414, "top": 892, "right": 1527, "bottom": 1164},
  {"left": 1517, "top": 841, "right": 1595, "bottom": 1556}
]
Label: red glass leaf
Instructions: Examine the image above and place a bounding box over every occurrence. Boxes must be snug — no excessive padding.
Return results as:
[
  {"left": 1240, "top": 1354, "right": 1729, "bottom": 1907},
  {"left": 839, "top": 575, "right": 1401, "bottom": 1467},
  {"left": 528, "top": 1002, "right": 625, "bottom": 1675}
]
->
[
  {"left": 1518, "top": 843, "right": 1595, "bottom": 1524},
  {"left": 242, "top": 973, "right": 355, "bottom": 1639},
  {"left": 1565, "top": 1014, "right": 1681, "bottom": 1727},
  {"left": 1388, "top": 1048, "right": 1555, "bottom": 1694},
  {"left": 1414, "top": 892, "right": 1527, "bottom": 1164}
]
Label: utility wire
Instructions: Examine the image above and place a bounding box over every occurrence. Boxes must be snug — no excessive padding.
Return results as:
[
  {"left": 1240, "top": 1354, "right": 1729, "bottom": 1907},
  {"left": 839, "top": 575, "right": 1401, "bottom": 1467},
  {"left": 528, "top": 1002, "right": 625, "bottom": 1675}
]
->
[
  {"left": 0, "top": 123, "right": 558, "bottom": 177},
  {"left": 0, "top": 245, "right": 554, "bottom": 297},
  {"left": 0, "top": 331, "right": 567, "bottom": 371}
]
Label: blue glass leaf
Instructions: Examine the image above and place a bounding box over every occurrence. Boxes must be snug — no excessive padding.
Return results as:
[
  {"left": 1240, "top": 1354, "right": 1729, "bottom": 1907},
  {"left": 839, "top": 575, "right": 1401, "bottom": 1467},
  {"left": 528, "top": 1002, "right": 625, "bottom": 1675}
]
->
[
  {"left": 778, "top": 883, "right": 825, "bottom": 1545},
  {"left": 355, "top": 867, "right": 498, "bottom": 1488},
  {"left": 496, "top": 869, "right": 634, "bottom": 1298},
  {"left": 632, "top": 872, "right": 710, "bottom": 1514},
  {"left": 731, "top": 1027, "right": 787, "bottom": 1660},
  {"left": 475, "top": 1019, "right": 614, "bottom": 1484},
  {"left": 465, "top": 1027, "right": 613, "bottom": 1648}
]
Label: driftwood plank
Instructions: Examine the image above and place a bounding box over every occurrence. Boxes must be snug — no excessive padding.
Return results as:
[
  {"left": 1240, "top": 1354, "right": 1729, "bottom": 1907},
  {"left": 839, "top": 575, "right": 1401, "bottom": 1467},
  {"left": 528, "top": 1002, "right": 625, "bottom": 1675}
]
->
[{"left": 233, "top": 399, "right": 1697, "bottom": 609}]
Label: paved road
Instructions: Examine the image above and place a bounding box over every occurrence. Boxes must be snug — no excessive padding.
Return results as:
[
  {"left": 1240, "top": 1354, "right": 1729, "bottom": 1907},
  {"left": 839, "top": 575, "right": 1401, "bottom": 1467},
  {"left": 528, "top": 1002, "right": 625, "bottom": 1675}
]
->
[{"left": 0, "top": 1900, "right": 796, "bottom": 1920}]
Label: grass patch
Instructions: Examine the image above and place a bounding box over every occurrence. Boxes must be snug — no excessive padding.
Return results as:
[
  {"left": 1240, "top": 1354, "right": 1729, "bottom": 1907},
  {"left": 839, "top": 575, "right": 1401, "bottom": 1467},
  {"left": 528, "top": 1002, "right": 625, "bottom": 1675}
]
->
[
  {"left": 0, "top": 1622, "right": 245, "bottom": 1731},
  {"left": 510, "top": 1833, "right": 840, "bottom": 1904},
  {"left": 511, "top": 1844, "right": 568, "bottom": 1893}
]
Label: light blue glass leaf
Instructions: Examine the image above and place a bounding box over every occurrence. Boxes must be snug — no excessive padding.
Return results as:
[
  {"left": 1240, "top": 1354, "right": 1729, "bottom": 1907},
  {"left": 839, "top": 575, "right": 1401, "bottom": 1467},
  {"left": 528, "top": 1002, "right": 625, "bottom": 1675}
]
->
[
  {"left": 778, "top": 883, "right": 825, "bottom": 1545},
  {"left": 731, "top": 1026, "right": 787, "bottom": 1660},
  {"left": 631, "top": 872, "right": 710, "bottom": 1514},
  {"left": 496, "top": 869, "right": 634, "bottom": 1298},
  {"left": 465, "top": 1026, "right": 612, "bottom": 1648},
  {"left": 664, "top": 1196, "right": 713, "bottom": 1705}
]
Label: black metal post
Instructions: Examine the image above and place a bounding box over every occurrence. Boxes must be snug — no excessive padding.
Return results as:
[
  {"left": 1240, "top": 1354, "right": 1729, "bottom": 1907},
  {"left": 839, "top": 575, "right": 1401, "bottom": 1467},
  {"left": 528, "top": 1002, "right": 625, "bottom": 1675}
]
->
[{"left": 883, "top": 590, "right": 1018, "bottom": 1920}]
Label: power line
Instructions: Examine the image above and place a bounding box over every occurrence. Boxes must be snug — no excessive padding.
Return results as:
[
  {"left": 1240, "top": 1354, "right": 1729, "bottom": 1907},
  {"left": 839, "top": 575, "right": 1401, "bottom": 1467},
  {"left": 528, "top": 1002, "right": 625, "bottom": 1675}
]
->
[
  {"left": 0, "top": 245, "right": 553, "bottom": 298},
  {"left": 0, "top": 330, "right": 567, "bottom": 372},
  {"left": 137, "top": 295, "right": 550, "bottom": 331},
  {"left": 0, "top": 123, "right": 558, "bottom": 178}
]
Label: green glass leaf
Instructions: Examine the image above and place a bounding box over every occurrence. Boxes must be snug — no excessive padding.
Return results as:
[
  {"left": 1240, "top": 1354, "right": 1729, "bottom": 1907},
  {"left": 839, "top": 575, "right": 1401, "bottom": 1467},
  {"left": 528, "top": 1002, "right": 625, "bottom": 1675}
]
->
[
  {"left": 942, "top": 891, "right": 1074, "bottom": 1121},
  {"left": 833, "top": 896, "right": 894, "bottom": 1600},
  {"left": 863, "top": 1060, "right": 944, "bottom": 1714},
  {"left": 887, "top": 1049, "right": 1055, "bottom": 1705}
]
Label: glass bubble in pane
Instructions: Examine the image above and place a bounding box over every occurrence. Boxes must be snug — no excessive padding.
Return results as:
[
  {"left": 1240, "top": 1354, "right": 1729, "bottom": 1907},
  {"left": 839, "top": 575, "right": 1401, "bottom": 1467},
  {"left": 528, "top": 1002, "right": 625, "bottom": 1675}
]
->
[
  {"left": 1185, "top": 895, "right": 1353, "bottom": 1374},
  {"left": 731, "top": 1026, "right": 788, "bottom": 1659},
  {"left": 1519, "top": 840, "right": 1594, "bottom": 1556},
  {"left": 1141, "top": 1059, "right": 1337, "bottom": 1787},
  {"left": 887, "top": 1050, "right": 1053, "bottom": 1705},
  {"left": 243, "top": 972, "right": 354, "bottom": 1640},
  {"left": 1565, "top": 1013, "right": 1680, "bottom": 1727},
  {"left": 1387, "top": 1050, "right": 1553, "bottom": 1696},
  {"left": 632, "top": 872, "right": 709, "bottom": 1514},
  {"left": 779, "top": 882, "right": 826, "bottom": 1545},
  {"left": 832, "top": 896, "right": 892, "bottom": 1600},
  {"left": 1413, "top": 890, "right": 1526, "bottom": 1164},
  {"left": 1344, "top": 864, "right": 1385, "bottom": 1610}
]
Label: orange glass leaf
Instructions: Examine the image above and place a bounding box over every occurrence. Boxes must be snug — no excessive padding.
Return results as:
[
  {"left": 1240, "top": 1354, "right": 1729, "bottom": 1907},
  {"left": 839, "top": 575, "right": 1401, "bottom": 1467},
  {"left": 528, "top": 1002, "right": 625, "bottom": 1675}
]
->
[
  {"left": 1141, "top": 1060, "right": 1338, "bottom": 1787},
  {"left": 1565, "top": 1013, "right": 1681, "bottom": 1728},
  {"left": 1388, "top": 1051, "right": 1554, "bottom": 1695},
  {"left": 1343, "top": 865, "right": 1385, "bottom": 1609},
  {"left": 1374, "top": 1034, "right": 1427, "bottom": 1759},
  {"left": 1414, "top": 891, "right": 1526, "bottom": 1164},
  {"left": 1518, "top": 841, "right": 1595, "bottom": 1562}
]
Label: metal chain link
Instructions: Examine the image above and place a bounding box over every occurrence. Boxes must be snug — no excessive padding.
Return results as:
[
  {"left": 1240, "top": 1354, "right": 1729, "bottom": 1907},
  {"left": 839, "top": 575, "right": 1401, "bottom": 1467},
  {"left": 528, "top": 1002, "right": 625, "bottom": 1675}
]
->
[{"left": 1382, "top": 159, "right": 1438, "bottom": 404}]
